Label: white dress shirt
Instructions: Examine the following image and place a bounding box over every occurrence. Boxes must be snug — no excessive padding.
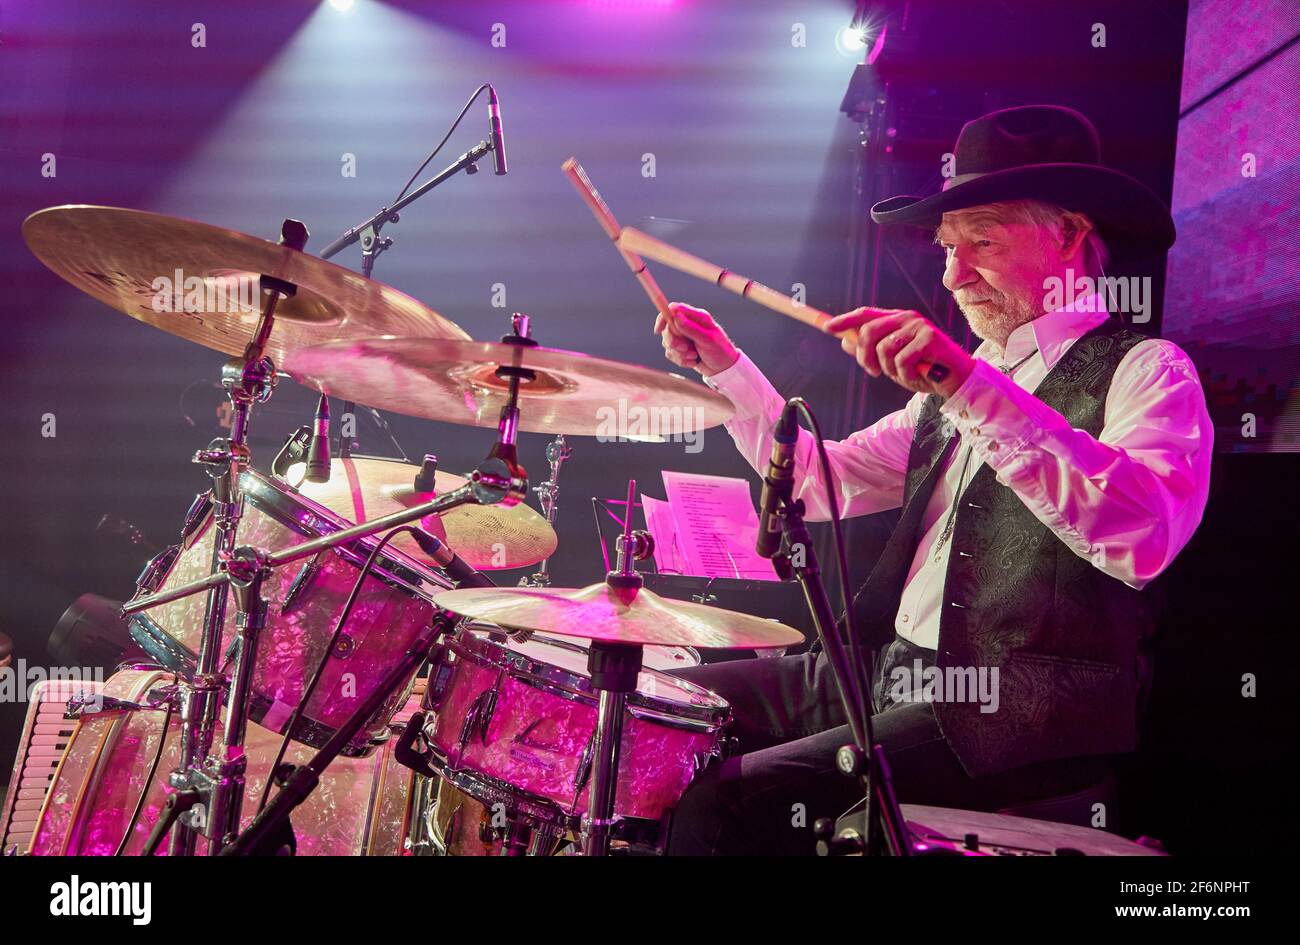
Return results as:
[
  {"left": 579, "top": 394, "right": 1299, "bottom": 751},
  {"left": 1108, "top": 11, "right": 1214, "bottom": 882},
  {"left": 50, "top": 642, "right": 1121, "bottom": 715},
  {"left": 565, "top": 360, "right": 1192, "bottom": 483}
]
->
[{"left": 703, "top": 299, "right": 1214, "bottom": 649}]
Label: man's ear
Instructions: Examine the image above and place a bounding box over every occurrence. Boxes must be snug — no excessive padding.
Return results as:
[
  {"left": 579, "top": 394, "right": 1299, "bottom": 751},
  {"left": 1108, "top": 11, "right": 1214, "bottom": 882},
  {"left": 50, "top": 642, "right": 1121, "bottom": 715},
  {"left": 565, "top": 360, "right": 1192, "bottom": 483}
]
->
[{"left": 1059, "top": 212, "right": 1094, "bottom": 257}]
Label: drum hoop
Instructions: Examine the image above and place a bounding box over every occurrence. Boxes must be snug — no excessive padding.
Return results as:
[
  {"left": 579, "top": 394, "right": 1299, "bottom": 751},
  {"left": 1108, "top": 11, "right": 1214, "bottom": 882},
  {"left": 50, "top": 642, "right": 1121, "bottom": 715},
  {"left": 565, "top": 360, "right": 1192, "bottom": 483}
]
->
[
  {"left": 239, "top": 469, "right": 453, "bottom": 602},
  {"left": 244, "top": 690, "right": 400, "bottom": 759},
  {"left": 432, "top": 759, "right": 577, "bottom": 829},
  {"left": 126, "top": 613, "right": 198, "bottom": 678},
  {"left": 62, "top": 669, "right": 169, "bottom": 855},
  {"left": 447, "top": 631, "right": 729, "bottom": 728}
]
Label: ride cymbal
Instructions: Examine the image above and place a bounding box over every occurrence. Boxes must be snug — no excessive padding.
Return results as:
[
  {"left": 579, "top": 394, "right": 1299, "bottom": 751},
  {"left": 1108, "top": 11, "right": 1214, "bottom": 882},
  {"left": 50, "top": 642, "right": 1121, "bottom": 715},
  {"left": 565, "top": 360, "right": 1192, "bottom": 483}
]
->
[{"left": 285, "top": 337, "right": 734, "bottom": 435}]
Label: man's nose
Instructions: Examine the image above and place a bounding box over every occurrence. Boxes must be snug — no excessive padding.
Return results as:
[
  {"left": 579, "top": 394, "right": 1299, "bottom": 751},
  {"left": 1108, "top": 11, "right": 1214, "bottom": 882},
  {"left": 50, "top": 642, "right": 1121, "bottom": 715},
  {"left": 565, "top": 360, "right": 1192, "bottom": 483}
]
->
[{"left": 943, "top": 246, "right": 979, "bottom": 293}]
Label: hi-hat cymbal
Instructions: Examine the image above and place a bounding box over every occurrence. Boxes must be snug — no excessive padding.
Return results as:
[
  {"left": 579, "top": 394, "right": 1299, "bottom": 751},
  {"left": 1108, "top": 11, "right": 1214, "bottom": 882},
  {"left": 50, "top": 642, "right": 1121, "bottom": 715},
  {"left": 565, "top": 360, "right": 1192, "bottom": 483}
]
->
[
  {"left": 431, "top": 583, "right": 804, "bottom": 650},
  {"left": 22, "top": 205, "right": 469, "bottom": 364},
  {"left": 284, "top": 456, "right": 556, "bottom": 571},
  {"left": 284, "top": 337, "right": 734, "bottom": 435}
]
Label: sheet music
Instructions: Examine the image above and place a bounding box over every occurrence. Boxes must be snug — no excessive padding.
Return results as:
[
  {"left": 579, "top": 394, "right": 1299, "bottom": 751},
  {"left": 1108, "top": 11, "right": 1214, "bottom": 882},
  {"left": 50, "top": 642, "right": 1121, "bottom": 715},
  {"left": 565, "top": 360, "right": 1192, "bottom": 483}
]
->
[
  {"left": 641, "top": 494, "right": 689, "bottom": 575},
  {"left": 660, "top": 471, "right": 780, "bottom": 581}
]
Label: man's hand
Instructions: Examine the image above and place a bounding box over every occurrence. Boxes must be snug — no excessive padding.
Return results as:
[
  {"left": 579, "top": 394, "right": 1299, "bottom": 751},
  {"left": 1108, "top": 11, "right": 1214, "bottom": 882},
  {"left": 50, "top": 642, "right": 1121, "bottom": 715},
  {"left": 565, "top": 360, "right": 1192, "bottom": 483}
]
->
[
  {"left": 655, "top": 302, "right": 740, "bottom": 377},
  {"left": 824, "top": 307, "right": 975, "bottom": 398}
]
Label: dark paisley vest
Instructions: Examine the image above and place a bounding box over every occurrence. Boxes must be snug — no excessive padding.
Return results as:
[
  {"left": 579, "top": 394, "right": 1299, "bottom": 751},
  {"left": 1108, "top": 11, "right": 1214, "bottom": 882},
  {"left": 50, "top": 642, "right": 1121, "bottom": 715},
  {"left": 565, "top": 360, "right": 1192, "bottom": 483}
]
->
[{"left": 848, "top": 318, "right": 1156, "bottom": 777}]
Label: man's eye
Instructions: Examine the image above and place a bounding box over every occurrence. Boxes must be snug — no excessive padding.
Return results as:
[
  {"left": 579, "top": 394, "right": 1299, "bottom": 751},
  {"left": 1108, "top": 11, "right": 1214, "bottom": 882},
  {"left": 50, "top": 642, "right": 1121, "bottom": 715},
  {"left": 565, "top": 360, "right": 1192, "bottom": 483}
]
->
[{"left": 976, "top": 239, "right": 993, "bottom": 248}]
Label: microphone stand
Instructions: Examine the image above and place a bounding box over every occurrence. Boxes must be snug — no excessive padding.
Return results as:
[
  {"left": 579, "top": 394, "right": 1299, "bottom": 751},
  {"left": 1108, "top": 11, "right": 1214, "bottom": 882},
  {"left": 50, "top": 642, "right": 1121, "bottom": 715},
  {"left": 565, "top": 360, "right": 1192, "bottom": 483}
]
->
[
  {"left": 770, "top": 487, "right": 912, "bottom": 857},
  {"left": 318, "top": 139, "right": 498, "bottom": 277}
]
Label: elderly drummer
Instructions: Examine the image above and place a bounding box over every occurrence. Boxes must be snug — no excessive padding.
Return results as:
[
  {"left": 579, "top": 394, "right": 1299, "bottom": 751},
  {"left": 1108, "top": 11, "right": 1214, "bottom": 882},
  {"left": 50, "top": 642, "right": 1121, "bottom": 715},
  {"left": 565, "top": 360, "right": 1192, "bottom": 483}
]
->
[{"left": 654, "top": 106, "right": 1212, "bottom": 856}]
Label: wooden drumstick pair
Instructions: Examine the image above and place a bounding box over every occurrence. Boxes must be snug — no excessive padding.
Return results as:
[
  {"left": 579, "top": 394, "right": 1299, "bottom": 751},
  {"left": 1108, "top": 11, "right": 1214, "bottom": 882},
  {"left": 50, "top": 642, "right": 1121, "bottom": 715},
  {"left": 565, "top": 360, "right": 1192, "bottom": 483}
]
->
[{"left": 561, "top": 157, "right": 948, "bottom": 383}]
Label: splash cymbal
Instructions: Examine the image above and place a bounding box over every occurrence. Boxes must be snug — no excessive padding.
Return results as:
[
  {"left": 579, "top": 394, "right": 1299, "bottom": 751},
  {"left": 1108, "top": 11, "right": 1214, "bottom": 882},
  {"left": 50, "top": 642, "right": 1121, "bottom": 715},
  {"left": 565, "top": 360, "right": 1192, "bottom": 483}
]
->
[{"left": 22, "top": 205, "right": 469, "bottom": 364}]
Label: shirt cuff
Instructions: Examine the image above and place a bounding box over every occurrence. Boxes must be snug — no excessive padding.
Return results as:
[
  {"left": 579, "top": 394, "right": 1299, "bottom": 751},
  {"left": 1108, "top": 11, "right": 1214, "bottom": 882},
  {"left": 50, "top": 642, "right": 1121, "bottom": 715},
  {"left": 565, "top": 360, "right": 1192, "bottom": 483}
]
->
[
  {"left": 939, "top": 359, "right": 1044, "bottom": 470},
  {"left": 702, "top": 350, "right": 773, "bottom": 421}
]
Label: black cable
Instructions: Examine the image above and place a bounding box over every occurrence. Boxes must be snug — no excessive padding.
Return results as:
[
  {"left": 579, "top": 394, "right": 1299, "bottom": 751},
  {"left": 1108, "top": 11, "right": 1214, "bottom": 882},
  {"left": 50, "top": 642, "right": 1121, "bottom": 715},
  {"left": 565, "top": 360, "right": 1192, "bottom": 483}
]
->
[
  {"left": 256, "top": 526, "right": 414, "bottom": 813},
  {"left": 391, "top": 84, "right": 491, "bottom": 207},
  {"left": 365, "top": 407, "right": 411, "bottom": 463},
  {"left": 114, "top": 673, "right": 177, "bottom": 856},
  {"left": 790, "top": 398, "right": 874, "bottom": 746}
]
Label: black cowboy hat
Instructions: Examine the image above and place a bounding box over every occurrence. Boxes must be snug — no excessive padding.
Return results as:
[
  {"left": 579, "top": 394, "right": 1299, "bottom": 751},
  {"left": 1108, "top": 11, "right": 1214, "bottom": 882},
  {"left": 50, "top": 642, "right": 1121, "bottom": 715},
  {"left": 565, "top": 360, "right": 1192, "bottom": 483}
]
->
[{"left": 870, "top": 104, "right": 1176, "bottom": 260}]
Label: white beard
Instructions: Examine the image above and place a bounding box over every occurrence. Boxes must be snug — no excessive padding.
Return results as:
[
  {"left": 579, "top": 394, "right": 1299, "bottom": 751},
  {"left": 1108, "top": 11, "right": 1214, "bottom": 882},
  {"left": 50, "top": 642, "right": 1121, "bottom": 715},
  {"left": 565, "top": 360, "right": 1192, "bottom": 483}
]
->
[{"left": 956, "top": 288, "right": 1041, "bottom": 350}]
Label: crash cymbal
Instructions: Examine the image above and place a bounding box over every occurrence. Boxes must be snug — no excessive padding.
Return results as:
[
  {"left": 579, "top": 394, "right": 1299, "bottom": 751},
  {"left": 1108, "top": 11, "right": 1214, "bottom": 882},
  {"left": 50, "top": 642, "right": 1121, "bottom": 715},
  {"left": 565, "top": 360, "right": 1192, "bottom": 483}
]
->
[
  {"left": 284, "top": 456, "right": 556, "bottom": 571},
  {"left": 284, "top": 337, "right": 734, "bottom": 435},
  {"left": 431, "top": 582, "right": 804, "bottom": 650},
  {"left": 22, "top": 205, "right": 469, "bottom": 364}
]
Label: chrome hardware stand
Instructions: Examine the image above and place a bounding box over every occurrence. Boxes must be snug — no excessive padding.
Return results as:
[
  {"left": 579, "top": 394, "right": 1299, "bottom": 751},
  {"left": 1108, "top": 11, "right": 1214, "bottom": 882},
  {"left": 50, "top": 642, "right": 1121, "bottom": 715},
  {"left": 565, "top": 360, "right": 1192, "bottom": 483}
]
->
[
  {"left": 129, "top": 311, "right": 535, "bottom": 855},
  {"left": 582, "top": 479, "right": 654, "bottom": 857},
  {"left": 521, "top": 433, "right": 571, "bottom": 587},
  {"left": 164, "top": 218, "right": 306, "bottom": 856}
]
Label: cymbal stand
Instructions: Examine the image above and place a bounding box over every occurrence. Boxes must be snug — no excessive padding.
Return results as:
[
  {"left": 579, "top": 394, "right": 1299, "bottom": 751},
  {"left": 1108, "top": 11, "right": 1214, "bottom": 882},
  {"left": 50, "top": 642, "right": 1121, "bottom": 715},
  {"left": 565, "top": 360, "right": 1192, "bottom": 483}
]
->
[
  {"left": 582, "top": 479, "right": 654, "bottom": 856},
  {"left": 163, "top": 219, "right": 308, "bottom": 856},
  {"left": 129, "top": 312, "right": 535, "bottom": 854}
]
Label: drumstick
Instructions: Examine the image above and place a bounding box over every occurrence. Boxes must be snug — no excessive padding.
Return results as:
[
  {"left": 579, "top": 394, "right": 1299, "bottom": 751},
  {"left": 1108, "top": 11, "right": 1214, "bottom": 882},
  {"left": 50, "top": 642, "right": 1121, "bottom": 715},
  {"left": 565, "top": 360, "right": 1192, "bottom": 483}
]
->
[
  {"left": 617, "top": 225, "right": 949, "bottom": 382},
  {"left": 561, "top": 158, "right": 673, "bottom": 326}
]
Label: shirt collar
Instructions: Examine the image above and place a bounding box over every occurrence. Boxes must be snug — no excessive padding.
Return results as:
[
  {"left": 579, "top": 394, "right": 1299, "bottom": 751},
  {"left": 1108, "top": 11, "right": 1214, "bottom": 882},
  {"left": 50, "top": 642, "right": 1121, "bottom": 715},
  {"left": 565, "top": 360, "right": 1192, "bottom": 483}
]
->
[{"left": 975, "top": 292, "right": 1112, "bottom": 371}]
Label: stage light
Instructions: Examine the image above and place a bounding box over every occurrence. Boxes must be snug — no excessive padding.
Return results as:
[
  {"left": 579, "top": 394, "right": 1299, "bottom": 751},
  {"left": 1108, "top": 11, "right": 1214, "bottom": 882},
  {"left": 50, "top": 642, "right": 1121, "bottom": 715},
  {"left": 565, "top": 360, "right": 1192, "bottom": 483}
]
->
[
  {"left": 836, "top": 24, "right": 868, "bottom": 56},
  {"left": 327, "top": 0, "right": 355, "bottom": 13}
]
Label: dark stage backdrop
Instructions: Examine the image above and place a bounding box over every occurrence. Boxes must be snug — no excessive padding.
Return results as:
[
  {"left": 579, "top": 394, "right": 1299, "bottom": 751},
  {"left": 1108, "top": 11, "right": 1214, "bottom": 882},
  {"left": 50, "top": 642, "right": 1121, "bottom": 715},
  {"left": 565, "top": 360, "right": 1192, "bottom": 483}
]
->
[
  {"left": 0, "top": 0, "right": 1291, "bottom": 852},
  {"left": 1164, "top": 0, "right": 1300, "bottom": 451}
]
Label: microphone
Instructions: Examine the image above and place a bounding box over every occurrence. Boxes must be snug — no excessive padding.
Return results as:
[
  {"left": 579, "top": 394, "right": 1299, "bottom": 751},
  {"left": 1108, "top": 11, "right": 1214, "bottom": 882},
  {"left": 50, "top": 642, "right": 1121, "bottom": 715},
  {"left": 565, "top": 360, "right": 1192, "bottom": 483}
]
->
[
  {"left": 306, "top": 394, "right": 331, "bottom": 483},
  {"left": 487, "top": 86, "right": 508, "bottom": 176},
  {"left": 408, "top": 529, "right": 497, "bottom": 589},
  {"left": 756, "top": 399, "right": 800, "bottom": 559}
]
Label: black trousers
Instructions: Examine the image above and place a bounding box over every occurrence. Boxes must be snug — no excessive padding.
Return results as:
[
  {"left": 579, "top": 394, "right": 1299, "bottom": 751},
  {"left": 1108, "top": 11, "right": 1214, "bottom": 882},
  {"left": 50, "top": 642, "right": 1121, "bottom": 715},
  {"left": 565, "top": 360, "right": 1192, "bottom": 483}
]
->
[{"left": 664, "top": 637, "right": 1111, "bottom": 856}]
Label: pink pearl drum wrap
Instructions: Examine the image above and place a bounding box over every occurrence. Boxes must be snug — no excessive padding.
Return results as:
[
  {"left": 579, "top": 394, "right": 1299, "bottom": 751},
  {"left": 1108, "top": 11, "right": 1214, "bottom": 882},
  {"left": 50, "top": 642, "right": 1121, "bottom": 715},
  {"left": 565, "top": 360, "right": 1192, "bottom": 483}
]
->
[
  {"left": 27, "top": 669, "right": 427, "bottom": 856},
  {"left": 128, "top": 469, "right": 450, "bottom": 756},
  {"left": 423, "top": 629, "right": 730, "bottom": 825}
]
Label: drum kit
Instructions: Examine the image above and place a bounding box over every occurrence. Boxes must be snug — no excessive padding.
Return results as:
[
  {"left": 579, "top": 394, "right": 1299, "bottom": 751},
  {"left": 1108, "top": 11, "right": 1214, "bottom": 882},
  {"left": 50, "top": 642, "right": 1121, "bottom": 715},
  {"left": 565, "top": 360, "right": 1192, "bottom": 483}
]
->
[
  {"left": 18, "top": 203, "right": 802, "bottom": 857},
  {"left": 13, "top": 200, "right": 1161, "bottom": 859}
]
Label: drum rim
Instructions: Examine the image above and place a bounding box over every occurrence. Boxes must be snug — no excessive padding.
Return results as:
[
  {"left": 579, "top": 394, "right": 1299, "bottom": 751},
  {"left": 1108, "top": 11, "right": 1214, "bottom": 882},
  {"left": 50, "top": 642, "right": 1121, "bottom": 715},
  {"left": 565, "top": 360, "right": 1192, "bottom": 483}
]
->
[
  {"left": 464, "top": 620, "right": 701, "bottom": 673},
  {"left": 433, "top": 759, "right": 578, "bottom": 828},
  {"left": 446, "top": 628, "right": 730, "bottom": 726}
]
